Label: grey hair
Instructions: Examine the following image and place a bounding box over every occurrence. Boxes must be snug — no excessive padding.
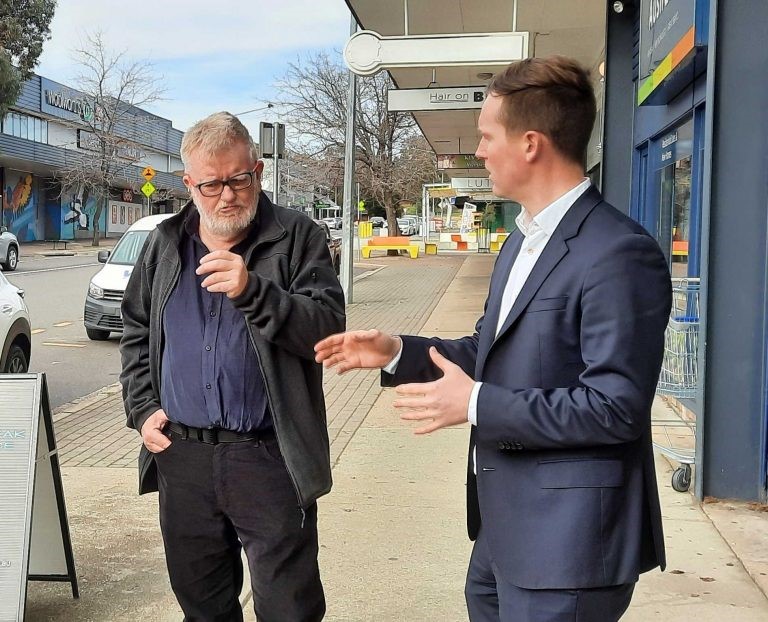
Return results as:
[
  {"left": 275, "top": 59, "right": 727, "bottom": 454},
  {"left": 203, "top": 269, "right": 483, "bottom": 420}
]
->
[{"left": 181, "top": 111, "right": 259, "bottom": 165}]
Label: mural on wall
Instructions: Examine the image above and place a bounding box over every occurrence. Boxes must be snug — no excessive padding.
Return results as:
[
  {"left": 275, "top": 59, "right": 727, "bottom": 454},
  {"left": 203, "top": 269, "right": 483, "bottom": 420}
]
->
[
  {"left": 60, "top": 184, "right": 103, "bottom": 240},
  {"left": 3, "top": 170, "right": 38, "bottom": 241}
]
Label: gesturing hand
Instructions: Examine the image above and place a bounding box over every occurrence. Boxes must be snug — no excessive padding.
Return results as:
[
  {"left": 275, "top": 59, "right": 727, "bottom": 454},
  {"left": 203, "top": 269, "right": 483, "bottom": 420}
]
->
[
  {"left": 394, "top": 347, "right": 474, "bottom": 434},
  {"left": 314, "top": 329, "right": 401, "bottom": 374},
  {"left": 141, "top": 408, "right": 171, "bottom": 453},
  {"left": 196, "top": 250, "right": 249, "bottom": 298}
]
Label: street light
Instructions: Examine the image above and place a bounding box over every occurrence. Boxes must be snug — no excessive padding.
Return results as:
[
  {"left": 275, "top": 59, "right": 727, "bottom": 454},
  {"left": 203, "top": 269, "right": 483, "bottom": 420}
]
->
[{"left": 233, "top": 103, "right": 274, "bottom": 117}]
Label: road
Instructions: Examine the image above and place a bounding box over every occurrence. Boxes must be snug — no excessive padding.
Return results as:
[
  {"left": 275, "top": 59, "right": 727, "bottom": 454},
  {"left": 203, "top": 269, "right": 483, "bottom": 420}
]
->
[{"left": 8, "top": 253, "right": 122, "bottom": 409}]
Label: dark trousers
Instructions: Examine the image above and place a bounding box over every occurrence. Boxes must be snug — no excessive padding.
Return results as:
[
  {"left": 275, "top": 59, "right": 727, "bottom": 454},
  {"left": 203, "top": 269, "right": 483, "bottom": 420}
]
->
[
  {"left": 465, "top": 529, "right": 635, "bottom": 622},
  {"left": 154, "top": 431, "right": 325, "bottom": 622}
]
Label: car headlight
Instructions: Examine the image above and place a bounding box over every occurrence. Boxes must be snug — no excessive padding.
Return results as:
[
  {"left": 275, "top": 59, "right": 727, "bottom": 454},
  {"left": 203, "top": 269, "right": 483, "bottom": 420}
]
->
[{"left": 89, "top": 282, "right": 104, "bottom": 299}]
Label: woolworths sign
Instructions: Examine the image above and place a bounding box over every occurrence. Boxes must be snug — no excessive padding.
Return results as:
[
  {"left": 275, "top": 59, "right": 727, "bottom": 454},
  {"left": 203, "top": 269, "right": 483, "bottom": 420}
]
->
[{"left": 40, "top": 77, "right": 93, "bottom": 122}]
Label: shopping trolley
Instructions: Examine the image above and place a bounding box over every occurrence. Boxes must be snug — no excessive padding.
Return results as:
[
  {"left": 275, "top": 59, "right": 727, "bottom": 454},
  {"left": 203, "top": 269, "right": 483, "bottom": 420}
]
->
[{"left": 653, "top": 278, "right": 700, "bottom": 492}]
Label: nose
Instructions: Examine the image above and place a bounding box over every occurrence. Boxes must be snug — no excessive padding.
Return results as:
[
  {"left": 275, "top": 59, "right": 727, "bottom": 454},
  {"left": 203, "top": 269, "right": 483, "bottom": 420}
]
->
[{"left": 220, "top": 182, "right": 237, "bottom": 202}]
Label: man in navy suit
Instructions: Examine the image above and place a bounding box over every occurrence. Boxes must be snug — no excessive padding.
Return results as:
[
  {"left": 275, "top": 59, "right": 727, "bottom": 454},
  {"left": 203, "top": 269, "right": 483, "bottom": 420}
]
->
[{"left": 315, "top": 56, "right": 671, "bottom": 621}]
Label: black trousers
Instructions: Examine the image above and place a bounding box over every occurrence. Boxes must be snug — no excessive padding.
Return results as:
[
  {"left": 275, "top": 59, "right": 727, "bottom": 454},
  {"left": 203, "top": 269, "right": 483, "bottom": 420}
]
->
[
  {"left": 154, "top": 431, "right": 325, "bottom": 622},
  {"left": 465, "top": 529, "right": 635, "bottom": 622}
]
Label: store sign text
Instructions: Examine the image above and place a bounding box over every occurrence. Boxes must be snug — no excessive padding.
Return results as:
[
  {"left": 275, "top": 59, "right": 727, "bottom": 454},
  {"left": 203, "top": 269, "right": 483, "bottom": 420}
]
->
[
  {"left": 649, "top": 0, "right": 671, "bottom": 30},
  {"left": 44, "top": 89, "right": 93, "bottom": 122}
]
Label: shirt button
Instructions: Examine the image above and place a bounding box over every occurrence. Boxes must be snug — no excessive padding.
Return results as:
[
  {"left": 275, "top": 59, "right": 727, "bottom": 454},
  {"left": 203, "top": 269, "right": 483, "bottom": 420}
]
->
[
  {"left": 527, "top": 248, "right": 535, "bottom": 255},
  {"left": 206, "top": 383, "right": 211, "bottom": 389},
  {"left": 205, "top": 345, "right": 212, "bottom": 351},
  {"left": 210, "top": 311, "right": 216, "bottom": 317}
]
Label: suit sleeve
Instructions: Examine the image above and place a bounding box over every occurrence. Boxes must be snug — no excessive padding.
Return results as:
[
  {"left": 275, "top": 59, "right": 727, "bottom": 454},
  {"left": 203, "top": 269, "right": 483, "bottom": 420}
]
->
[
  {"left": 476, "top": 233, "right": 672, "bottom": 450},
  {"left": 381, "top": 304, "right": 486, "bottom": 386},
  {"left": 231, "top": 226, "right": 346, "bottom": 360}
]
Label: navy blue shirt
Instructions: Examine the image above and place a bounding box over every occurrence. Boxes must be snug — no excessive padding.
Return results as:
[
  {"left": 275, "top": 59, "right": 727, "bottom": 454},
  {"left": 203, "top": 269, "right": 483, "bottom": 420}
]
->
[{"left": 160, "top": 211, "right": 271, "bottom": 432}]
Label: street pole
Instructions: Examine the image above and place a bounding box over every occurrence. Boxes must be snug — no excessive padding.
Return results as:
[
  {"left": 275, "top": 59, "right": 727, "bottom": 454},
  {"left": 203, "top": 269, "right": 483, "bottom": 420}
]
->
[
  {"left": 340, "top": 14, "right": 358, "bottom": 303},
  {"left": 272, "top": 143, "right": 279, "bottom": 205}
]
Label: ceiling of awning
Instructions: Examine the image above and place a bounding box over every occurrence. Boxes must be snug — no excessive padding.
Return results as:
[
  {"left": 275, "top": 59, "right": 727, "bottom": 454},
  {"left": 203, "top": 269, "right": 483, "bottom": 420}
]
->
[{"left": 344, "top": 0, "right": 606, "bottom": 178}]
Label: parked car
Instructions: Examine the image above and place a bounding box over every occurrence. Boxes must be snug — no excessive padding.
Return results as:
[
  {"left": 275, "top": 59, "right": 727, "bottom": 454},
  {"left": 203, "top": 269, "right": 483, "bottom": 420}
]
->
[
  {"left": 84, "top": 214, "right": 173, "bottom": 340},
  {"left": 0, "top": 269, "right": 31, "bottom": 372},
  {"left": 403, "top": 215, "right": 420, "bottom": 235},
  {"left": 313, "top": 219, "right": 342, "bottom": 274},
  {"left": 369, "top": 216, "right": 386, "bottom": 229},
  {"left": 0, "top": 226, "right": 20, "bottom": 271},
  {"left": 322, "top": 216, "right": 343, "bottom": 230},
  {"left": 396, "top": 218, "right": 415, "bottom": 236}
]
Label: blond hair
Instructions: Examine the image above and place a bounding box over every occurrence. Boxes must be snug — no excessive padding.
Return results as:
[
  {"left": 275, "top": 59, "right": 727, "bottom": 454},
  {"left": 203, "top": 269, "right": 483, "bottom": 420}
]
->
[{"left": 181, "top": 111, "right": 259, "bottom": 166}]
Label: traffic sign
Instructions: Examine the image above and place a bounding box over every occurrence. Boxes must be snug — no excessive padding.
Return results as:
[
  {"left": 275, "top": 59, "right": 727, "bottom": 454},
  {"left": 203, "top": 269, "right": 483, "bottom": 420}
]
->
[
  {"left": 141, "top": 166, "right": 156, "bottom": 182},
  {"left": 141, "top": 181, "right": 156, "bottom": 198},
  {"left": 358, "top": 200, "right": 365, "bottom": 209}
]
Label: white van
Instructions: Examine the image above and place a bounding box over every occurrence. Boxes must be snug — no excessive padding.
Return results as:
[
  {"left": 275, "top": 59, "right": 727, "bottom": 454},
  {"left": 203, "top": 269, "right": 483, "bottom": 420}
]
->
[{"left": 83, "top": 214, "right": 173, "bottom": 340}]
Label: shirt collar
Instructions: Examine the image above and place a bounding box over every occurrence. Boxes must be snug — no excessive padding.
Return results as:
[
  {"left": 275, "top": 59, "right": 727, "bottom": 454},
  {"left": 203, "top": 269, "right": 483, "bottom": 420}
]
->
[{"left": 515, "top": 178, "right": 592, "bottom": 237}]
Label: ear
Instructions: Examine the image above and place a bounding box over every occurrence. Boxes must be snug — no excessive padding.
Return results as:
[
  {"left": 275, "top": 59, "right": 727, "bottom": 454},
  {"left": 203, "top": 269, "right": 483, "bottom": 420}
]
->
[
  {"left": 254, "top": 160, "right": 265, "bottom": 181},
  {"left": 523, "top": 131, "right": 544, "bottom": 163},
  {"left": 182, "top": 174, "right": 192, "bottom": 191}
]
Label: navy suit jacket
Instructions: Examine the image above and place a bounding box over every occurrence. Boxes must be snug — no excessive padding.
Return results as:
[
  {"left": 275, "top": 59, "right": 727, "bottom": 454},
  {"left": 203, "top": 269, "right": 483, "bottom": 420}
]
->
[{"left": 384, "top": 186, "right": 672, "bottom": 590}]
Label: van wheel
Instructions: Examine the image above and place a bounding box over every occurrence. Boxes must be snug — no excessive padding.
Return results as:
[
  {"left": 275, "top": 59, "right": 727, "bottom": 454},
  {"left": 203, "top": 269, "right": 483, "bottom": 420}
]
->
[
  {"left": 86, "top": 327, "right": 110, "bottom": 341},
  {"left": 4, "top": 344, "right": 28, "bottom": 373}
]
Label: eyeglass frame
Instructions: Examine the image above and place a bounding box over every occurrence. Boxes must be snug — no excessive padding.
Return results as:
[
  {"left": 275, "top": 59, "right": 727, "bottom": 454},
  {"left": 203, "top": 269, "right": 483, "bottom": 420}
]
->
[{"left": 192, "top": 170, "right": 257, "bottom": 197}]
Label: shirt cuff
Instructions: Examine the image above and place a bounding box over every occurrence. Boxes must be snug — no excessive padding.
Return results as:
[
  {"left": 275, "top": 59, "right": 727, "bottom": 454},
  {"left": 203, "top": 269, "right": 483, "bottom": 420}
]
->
[
  {"left": 381, "top": 338, "right": 403, "bottom": 374},
  {"left": 468, "top": 382, "right": 482, "bottom": 425}
]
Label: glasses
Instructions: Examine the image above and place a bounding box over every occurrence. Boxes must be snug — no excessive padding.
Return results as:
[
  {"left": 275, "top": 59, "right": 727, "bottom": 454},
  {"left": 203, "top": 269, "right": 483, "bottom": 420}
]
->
[{"left": 194, "top": 171, "right": 255, "bottom": 197}]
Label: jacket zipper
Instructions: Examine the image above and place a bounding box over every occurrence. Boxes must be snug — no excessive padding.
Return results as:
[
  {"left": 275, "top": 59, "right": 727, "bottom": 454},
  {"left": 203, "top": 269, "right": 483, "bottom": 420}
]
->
[{"left": 245, "top": 324, "right": 306, "bottom": 511}]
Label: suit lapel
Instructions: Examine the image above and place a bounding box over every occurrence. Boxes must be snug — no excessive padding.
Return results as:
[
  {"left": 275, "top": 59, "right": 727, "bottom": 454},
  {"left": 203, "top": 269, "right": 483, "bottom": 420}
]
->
[
  {"left": 493, "top": 233, "right": 568, "bottom": 344},
  {"left": 482, "top": 186, "right": 604, "bottom": 363}
]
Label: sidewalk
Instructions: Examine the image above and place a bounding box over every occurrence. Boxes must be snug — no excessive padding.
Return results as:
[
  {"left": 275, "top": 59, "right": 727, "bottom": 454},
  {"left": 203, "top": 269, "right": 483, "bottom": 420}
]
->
[
  {"left": 24, "top": 253, "right": 768, "bottom": 621},
  {"left": 18, "top": 237, "right": 118, "bottom": 258}
]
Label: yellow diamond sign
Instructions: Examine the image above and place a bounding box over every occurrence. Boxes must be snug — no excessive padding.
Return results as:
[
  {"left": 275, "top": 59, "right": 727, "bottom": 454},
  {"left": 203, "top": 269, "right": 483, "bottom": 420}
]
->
[
  {"left": 141, "top": 181, "right": 156, "bottom": 198},
  {"left": 141, "top": 166, "right": 156, "bottom": 182}
]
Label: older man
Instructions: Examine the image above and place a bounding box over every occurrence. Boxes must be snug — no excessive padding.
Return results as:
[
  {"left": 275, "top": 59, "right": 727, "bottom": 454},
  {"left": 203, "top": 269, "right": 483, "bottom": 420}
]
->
[{"left": 120, "top": 112, "right": 345, "bottom": 621}]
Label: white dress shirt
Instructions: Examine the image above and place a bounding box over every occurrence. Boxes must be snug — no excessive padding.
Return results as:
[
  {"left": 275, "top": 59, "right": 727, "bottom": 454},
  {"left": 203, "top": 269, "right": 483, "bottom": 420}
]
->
[{"left": 384, "top": 179, "right": 591, "bottom": 472}]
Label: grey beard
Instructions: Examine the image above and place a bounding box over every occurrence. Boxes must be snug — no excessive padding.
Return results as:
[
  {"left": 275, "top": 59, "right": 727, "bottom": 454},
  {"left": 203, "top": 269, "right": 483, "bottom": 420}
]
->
[{"left": 195, "top": 201, "right": 257, "bottom": 238}]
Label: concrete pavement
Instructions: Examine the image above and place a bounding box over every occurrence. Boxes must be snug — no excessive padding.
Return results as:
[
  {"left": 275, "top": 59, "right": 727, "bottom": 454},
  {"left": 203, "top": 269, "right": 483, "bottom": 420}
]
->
[{"left": 23, "top": 252, "right": 768, "bottom": 621}]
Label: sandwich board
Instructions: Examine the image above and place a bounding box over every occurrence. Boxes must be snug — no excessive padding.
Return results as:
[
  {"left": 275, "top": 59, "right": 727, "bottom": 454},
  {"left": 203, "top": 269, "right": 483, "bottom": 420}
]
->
[{"left": 0, "top": 373, "right": 78, "bottom": 621}]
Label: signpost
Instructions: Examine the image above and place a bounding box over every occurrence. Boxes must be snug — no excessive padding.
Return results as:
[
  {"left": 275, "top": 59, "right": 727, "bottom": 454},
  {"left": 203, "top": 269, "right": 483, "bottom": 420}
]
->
[
  {"left": 0, "top": 374, "right": 78, "bottom": 621},
  {"left": 141, "top": 167, "right": 156, "bottom": 216}
]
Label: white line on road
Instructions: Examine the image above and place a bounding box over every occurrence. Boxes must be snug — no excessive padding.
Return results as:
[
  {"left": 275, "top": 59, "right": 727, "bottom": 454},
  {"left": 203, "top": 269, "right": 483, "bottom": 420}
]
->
[
  {"left": 42, "top": 342, "right": 86, "bottom": 348},
  {"left": 53, "top": 321, "right": 73, "bottom": 327},
  {"left": 12, "top": 263, "right": 99, "bottom": 275},
  {"left": 31, "top": 328, "right": 46, "bottom": 334}
]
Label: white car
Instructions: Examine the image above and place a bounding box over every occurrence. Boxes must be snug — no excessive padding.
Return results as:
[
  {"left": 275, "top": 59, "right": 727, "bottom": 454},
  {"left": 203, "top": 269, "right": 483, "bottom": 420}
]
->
[
  {"left": 83, "top": 214, "right": 173, "bottom": 340},
  {"left": 0, "top": 269, "right": 31, "bottom": 372},
  {"left": 0, "top": 226, "right": 20, "bottom": 271}
]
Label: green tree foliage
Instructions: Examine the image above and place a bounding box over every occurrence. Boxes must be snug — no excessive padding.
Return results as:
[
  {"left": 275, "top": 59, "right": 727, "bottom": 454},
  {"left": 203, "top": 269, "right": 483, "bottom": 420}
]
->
[{"left": 0, "top": 0, "right": 57, "bottom": 115}]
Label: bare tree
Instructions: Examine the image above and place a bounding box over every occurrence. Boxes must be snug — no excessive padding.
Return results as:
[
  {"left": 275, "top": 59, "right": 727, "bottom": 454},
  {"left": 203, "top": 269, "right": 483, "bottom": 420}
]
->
[
  {"left": 55, "top": 32, "right": 163, "bottom": 246},
  {"left": 276, "top": 51, "right": 436, "bottom": 232}
]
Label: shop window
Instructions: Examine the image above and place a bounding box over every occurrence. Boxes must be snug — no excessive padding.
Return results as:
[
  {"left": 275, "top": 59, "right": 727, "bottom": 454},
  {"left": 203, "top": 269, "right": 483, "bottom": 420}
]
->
[
  {"left": 658, "top": 156, "right": 692, "bottom": 277},
  {"left": 1, "top": 112, "right": 49, "bottom": 143}
]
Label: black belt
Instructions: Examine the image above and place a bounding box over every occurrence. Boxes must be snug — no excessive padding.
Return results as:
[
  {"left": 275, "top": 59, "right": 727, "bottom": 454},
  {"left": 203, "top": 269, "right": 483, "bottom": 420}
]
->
[{"left": 166, "top": 421, "right": 273, "bottom": 445}]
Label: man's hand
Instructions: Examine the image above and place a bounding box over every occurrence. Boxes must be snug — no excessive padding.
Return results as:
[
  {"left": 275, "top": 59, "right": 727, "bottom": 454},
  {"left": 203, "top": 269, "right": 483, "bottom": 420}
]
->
[
  {"left": 315, "top": 329, "right": 401, "bottom": 373},
  {"left": 394, "top": 347, "right": 474, "bottom": 434},
  {"left": 196, "top": 250, "right": 249, "bottom": 298},
  {"left": 141, "top": 408, "right": 171, "bottom": 453}
]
